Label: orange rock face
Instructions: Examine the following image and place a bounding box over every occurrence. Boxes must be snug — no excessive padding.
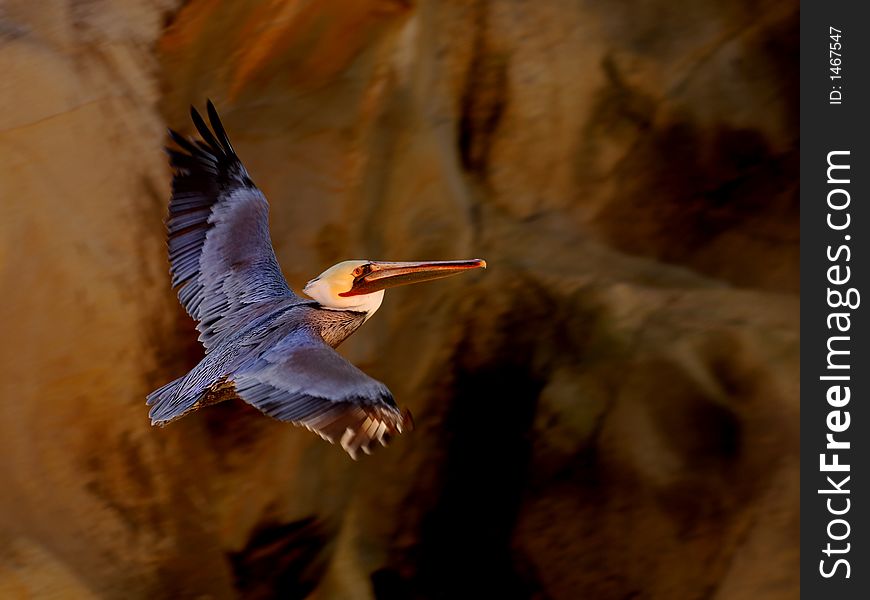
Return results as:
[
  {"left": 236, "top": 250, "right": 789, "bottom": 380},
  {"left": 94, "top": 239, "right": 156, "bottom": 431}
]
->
[{"left": 0, "top": 0, "right": 797, "bottom": 598}]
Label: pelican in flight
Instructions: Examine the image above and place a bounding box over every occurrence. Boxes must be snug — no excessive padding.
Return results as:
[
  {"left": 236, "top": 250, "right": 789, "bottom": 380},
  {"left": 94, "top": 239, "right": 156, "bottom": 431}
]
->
[{"left": 147, "top": 101, "right": 485, "bottom": 458}]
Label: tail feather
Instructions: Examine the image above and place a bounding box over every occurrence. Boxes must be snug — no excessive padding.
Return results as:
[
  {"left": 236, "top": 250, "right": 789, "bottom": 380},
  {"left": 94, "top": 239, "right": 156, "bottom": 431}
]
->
[
  {"left": 147, "top": 375, "right": 237, "bottom": 426},
  {"left": 146, "top": 376, "right": 191, "bottom": 425}
]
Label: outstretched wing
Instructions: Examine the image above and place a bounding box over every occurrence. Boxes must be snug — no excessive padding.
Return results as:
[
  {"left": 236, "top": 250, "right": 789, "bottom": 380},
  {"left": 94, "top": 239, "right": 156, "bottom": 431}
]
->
[
  {"left": 166, "top": 100, "right": 301, "bottom": 349},
  {"left": 231, "top": 329, "right": 412, "bottom": 459}
]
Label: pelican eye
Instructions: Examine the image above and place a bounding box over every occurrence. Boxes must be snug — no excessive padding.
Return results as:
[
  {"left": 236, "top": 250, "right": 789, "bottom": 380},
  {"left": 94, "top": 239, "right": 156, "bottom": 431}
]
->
[{"left": 352, "top": 264, "right": 372, "bottom": 278}]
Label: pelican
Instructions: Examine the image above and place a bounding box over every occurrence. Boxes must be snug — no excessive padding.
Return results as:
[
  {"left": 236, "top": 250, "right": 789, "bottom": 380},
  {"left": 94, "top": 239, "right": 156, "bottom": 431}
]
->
[{"left": 147, "top": 101, "right": 485, "bottom": 458}]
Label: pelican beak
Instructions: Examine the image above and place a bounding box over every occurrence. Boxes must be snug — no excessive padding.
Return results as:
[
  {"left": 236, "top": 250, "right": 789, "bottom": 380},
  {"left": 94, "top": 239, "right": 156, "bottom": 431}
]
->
[{"left": 340, "top": 259, "right": 487, "bottom": 297}]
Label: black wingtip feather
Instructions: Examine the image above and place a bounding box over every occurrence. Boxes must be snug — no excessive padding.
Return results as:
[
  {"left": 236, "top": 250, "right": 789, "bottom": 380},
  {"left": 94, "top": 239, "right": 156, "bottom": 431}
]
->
[
  {"left": 190, "top": 105, "right": 223, "bottom": 154},
  {"left": 206, "top": 100, "right": 236, "bottom": 156},
  {"left": 168, "top": 128, "right": 207, "bottom": 158}
]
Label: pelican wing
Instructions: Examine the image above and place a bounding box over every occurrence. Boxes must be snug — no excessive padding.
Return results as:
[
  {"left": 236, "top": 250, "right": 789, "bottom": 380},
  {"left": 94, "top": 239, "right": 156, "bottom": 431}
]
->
[
  {"left": 231, "top": 329, "right": 411, "bottom": 458},
  {"left": 166, "top": 101, "right": 300, "bottom": 349}
]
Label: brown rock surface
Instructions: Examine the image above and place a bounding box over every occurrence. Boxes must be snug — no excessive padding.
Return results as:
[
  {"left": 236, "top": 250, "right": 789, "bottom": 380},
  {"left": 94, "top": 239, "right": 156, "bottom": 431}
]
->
[{"left": 0, "top": 0, "right": 798, "bottom": 598}]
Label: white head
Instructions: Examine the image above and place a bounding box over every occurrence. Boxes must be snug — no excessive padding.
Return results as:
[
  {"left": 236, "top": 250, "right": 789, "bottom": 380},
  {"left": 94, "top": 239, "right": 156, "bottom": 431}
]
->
[
  {"left": 303, "top": 260, "right": 385, "bottom": 316},
  {"left": 303, "top": 258, "right": 487, "bottom": 319}
]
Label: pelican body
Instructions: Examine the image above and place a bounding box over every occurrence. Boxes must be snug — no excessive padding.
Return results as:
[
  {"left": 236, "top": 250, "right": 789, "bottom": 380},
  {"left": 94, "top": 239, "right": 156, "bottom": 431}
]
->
[{"left": 147, "top": 102, "right": 485, "bottom": 458}]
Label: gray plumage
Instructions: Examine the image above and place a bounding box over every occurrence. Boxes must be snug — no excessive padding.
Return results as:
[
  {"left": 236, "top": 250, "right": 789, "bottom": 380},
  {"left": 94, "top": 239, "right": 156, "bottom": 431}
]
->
[{"left": 147, "top": 101, "right": 409, "bottom": 458}]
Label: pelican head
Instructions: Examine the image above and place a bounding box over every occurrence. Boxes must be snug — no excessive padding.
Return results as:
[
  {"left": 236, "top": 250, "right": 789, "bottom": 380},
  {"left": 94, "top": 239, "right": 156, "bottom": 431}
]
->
[{"left": 303, "top": 259, "right": 487, "bottom": 316}]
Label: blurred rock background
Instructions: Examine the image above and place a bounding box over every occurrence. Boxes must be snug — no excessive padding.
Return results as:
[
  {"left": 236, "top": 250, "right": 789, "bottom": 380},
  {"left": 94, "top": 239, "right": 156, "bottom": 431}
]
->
[{"left": 0, "top": 0, "right": 798, "bottom": 598}]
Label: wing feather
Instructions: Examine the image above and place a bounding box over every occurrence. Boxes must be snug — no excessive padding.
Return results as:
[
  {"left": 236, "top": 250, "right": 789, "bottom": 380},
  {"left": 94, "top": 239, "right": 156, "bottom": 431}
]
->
[
  {"left": 230, "top": 329, "right": 410, "bottom": 458},
  {"left": 165, "top": 100, "right": 303, "bottom": 350}
]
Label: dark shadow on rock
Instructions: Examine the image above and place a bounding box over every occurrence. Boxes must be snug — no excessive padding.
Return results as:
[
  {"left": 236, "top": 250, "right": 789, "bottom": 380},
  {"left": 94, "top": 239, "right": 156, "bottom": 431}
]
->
[
  {"left": 229, "top": 516, "right": 334, "bottom": 600},
  {"left": 412, "top": 287, "right": 555, "bottom": 599}
]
